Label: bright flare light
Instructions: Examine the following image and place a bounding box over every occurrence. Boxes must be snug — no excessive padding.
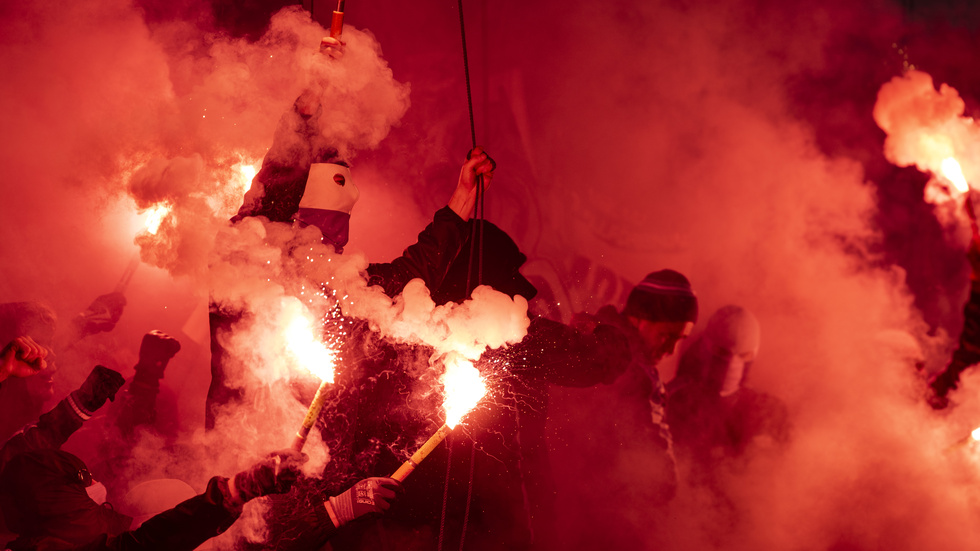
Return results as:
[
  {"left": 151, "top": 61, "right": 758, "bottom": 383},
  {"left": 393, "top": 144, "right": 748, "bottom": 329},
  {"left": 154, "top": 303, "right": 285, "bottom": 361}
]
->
[
  {"left": 941, "top": 157, "right": 970, "bottom": 194},
  {"left": 284, "top": 313, "right": 335, "bottom": 383},
  {"left": 873, "top": 71, "right": 975, "bottom": 206},
  {"left": 143, "top": 204, "right": 172, "bottom": 235},
  {"left": 390, "top": 355, "right": 489, "bottom": 481},
  {"left": 970, "top": 426, "right": 980, "bottom": 442},
  {"left": 235, "top": 161, "right": 257, "bottom": 194},
  {"left": 442, "top": 356, "right": 488, "bottom": 428},
  {"left": 285, "top": 310, "right": 338, "bottom": 452}
]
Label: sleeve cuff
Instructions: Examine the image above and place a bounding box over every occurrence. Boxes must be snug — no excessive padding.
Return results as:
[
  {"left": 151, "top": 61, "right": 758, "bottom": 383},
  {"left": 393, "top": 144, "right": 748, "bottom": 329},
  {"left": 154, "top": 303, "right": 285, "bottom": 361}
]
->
[
  {"left": 67, "top": 393, "right": 94, "bottom": 420},
  {"left": 323, "top": 499, "right": 341, "bottom": 528}
]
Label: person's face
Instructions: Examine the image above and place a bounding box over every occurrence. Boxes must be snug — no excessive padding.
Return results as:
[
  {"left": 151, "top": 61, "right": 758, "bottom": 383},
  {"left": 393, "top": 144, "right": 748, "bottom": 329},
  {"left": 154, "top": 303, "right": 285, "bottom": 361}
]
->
[
  {"left": 630, "top": 318, "right": 694, "bottom": 366},
  {"left": 704, "top": 342, "right": 755, "bottom": 396},
  {"left": 26, "top": 361, "right": 57, "bottom": 404}
]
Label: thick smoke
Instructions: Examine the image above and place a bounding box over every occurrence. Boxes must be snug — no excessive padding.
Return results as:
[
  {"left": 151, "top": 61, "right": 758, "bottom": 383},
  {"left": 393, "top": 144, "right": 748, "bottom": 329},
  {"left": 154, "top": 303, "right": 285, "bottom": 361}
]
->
[
  {"left": 874, "top": 69, "right": 978, "bottom": 179},
  {"left": 208, "top": 212, "right": 528, "bottom": 392},
  {"left": 6, "top": 0, "right": 980, "bottom": 549}
]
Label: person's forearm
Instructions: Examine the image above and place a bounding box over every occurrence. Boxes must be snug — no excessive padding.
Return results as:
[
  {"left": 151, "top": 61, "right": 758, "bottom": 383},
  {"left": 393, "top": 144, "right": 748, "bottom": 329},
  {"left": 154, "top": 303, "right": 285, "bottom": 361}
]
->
[
  {"left": 448, "top": 184, "right": 476, "bottom": 220},
  {"left": 0, "top": 398, "right": 85, "bottom": 472}
]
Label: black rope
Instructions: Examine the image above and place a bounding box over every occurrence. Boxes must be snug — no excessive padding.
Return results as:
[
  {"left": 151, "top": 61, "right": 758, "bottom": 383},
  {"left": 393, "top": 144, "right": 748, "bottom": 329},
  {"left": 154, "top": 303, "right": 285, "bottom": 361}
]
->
[
  {"left": 458, "top": 0, "right": 477, "bottom": 149},
  {"left": 458, "top": 0, "right": 485, "bottom": 296},
  {"left": 439, "top": 2, "right": 484, "bottom": 550},
  {"left": 438, "top": 431, "right": 455, "bottom": 551},
  {"left": 458, "top": 439, "right": 478, "bottom": 551}
]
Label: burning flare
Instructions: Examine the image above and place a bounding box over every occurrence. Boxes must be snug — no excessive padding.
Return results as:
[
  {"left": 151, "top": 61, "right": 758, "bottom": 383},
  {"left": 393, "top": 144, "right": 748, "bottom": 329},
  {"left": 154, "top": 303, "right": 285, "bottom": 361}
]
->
[
  {"left": 874, "top": 70, "right": 979, "bottom": 205},
  {"left": 143, "top": 203, "right": 172, "bottom": 235},
  {"left": 941, "top": 157, "right": 970, "bottom": 194},
  {"left": 283, "top": 308, "right": 338, "bottom": 452},
  {"left": 390, "top": 354, "right": 489, "bottom": 481},
  {"left": 284, "top": 311, "right": 336, "bottom": 383},
  {"left": 442, "top": 355, "right": 488, "bottom": 428}
]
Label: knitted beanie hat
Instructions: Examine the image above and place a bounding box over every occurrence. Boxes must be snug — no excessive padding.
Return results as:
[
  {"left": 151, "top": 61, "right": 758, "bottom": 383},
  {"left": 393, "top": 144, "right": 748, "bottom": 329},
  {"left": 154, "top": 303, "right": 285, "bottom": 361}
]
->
[{"left": 623, "top": 269, "right": 698, "bottom": 323}]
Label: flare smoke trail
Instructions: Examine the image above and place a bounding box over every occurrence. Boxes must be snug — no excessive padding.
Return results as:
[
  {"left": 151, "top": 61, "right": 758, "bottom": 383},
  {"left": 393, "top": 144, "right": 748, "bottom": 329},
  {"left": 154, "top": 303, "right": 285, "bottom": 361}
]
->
[{"left": 6, "top": 0, "right": 980, "bottom": 549}]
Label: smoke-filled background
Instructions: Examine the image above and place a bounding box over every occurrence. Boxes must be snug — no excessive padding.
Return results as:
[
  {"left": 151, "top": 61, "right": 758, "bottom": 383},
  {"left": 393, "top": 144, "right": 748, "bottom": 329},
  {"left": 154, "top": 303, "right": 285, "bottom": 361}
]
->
[{"left": 6, "top": 0, "right": 980, "bottom": 548}]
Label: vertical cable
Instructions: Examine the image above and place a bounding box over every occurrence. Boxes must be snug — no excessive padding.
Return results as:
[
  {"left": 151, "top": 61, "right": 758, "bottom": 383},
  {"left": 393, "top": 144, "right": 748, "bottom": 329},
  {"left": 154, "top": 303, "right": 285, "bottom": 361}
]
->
[
  {"left": 437, "top": 432, "right": 455, "bottom": 551},
  {"left": 458, "top": 0, "right": 477, "bottom": 149},
  {"left": 445, "top": 2, "right": 484, "bottom": 549}
]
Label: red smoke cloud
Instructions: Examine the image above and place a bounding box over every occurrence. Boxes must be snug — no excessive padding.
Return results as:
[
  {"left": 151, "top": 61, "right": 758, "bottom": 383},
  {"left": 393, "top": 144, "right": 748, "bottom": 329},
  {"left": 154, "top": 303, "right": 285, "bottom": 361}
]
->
[{"left": 5, "top": 0, "right": 980, "bottom": 549}]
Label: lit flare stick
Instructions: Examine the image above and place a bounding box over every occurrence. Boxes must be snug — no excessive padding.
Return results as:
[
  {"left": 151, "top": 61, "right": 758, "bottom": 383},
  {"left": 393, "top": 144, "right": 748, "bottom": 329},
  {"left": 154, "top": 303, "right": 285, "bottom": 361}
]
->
[
  {"left": 114, "top": 255, "right": 141, "bottom": 294},
  {"left": 391, "top": 423, "right": 452, "bottom": 481},
  {"left": 284, "top": 312, "right": 337, "bottom": 452},
  {"left": 293, "top": 379, "right": 332, "bottom": 452},
  {"left": 391, "top": 356, "right": 487, "bottom": 482},
  {"left": 941, "top": 158, "right": 980, "bottom": 241}
]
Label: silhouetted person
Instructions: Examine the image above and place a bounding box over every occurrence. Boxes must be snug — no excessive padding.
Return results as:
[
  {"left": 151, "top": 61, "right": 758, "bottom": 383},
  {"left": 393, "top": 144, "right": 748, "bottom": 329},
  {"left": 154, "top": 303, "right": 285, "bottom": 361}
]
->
[
  {"left": 88, "top": 331, "right": 182, "bottom": 497},
  {"left": 343, "top": 220, "right": 634, "bottom": 551},
  {"left": 549, "top": 269, "right": 698, "bottom": 551},
  {"left": 0, "top": 448, "right": 308, "bottom": 551},
  {"left": 0, "top": 295, "right": 127, "bottom": 445},
  {"left": 928, "top": 214, "right": 980, "bottom": 408},
  {"left": 667, "top": 305, "right": 790, "bottom": 473},
  {"left": 0, "top": 365, "right": 125, "bottom": 473},
  {"left": 0, "top": 302, "right": 60, "bottom": 445}
]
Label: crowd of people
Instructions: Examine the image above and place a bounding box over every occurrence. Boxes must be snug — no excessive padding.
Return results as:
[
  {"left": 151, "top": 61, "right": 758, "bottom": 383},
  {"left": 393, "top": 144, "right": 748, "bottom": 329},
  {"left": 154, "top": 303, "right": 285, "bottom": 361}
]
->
[{"left": 2, "top": 29, "right": 980, "bottom": 551}]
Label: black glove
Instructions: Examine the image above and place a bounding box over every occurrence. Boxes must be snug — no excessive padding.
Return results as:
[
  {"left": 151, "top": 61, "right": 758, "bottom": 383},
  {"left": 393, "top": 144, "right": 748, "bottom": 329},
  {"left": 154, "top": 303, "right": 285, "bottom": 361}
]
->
[
  {"left": 326, "top": 477, "right": 402, "bottom": 527},
  {"left": 71, "top": 365, "right": 125, "bottom": 414},
  {"left": 135, "top": 330, "right": 181, "bottom": 379},
  {"left": 230, "top": 450, "right": 307, "bottom": 506},
  {"left": 73, "top": 292, "right": 127, "bottom": 336}
]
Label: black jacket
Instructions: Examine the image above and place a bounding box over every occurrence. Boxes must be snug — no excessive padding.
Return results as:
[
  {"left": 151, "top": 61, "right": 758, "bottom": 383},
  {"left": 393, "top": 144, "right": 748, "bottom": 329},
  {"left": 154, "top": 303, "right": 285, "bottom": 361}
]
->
[{"left": 4, "top": 476, "right": 242, "bottom": 551}]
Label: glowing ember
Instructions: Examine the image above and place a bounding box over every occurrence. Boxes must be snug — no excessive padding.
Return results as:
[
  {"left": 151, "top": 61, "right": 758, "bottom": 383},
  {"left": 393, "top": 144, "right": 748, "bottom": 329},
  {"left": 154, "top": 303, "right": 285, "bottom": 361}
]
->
[
  {"left": 143, "top": 204, "right": 172, "bottom": 235},
  {"left": 442, "top": 355, "right": 487, "bottom": 428},
  {"left": 970, "top": 426, "right": 980, "bottom": 442},
  {"left": 284, "top": 313, "right": 336, "bottom": 383},
  {"left": 941, "top": 157, "right": 970, "bottom": 194}
]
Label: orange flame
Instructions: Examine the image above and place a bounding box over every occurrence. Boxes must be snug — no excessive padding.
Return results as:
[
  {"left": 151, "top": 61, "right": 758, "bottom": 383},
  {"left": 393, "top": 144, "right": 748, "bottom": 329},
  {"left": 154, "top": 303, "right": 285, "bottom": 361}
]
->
[
  {"left": 442, "top": 355, "right": 487, "bottom": 428},
  {"left": 284, "top": 312, "right": 336, "bottom": 383},
  {"left": 143, "top": 204, "right": 172, "bottom": 235},
  {"left": 941, "top": 157, "right": 970, "bottom": 194}
]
